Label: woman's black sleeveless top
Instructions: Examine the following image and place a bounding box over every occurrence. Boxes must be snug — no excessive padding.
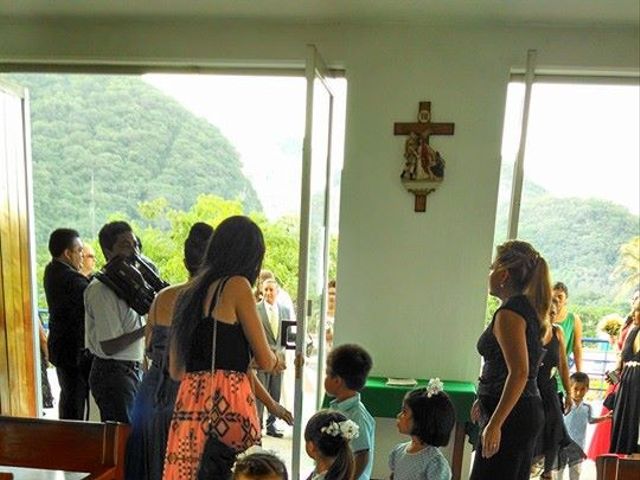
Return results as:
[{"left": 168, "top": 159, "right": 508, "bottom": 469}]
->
[
  {"left": 537, "top": 325, "right": 560, "bottom": 391},
  {"left": 185, "top": 279, "right": 252, "bottom": 373},
  {"left": 477, "top": 295, "right": 543, "bottom": 398}
]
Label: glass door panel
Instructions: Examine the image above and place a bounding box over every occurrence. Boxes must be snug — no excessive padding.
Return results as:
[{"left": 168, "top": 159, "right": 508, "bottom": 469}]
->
[{"left": 291, "top": 45, "right": 334, "bottom": 479}]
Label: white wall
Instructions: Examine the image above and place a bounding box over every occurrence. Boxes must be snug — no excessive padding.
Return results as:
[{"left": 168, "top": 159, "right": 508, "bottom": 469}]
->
[{"left": 1, "top": 17, "right": 638, "bottom": 476}]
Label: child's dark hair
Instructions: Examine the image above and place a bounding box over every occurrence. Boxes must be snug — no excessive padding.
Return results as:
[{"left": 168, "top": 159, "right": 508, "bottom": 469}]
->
[
  {"left": 304, "top": 410, "right": 354, "bottom": 480},
  {"left": 326, "top": 344, "right": 372, "bottom": 391},
  {"left": 404, "top": 388, "right": 456, "bottom": 446},
  {"left": 234, "top": 452, "right": 288, "bottom": 479},
  {"left": 570, "top": 372, "right": 590, "bottom": 387}
]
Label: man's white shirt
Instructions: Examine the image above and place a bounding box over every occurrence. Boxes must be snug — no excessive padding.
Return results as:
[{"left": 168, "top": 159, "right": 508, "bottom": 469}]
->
[{"left": 84, "top": 279, "right": 145, "bottom": 362}]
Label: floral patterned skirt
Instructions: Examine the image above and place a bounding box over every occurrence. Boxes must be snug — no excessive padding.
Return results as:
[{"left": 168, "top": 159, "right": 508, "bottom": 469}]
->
[{"left": 162, "top": 370, "right": 260, "bottom": 479}]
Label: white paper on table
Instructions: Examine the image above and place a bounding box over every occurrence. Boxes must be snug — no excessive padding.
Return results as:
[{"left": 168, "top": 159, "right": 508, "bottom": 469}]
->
[{"left": 385, "top": 377, "right": 418, "bottom": 386}]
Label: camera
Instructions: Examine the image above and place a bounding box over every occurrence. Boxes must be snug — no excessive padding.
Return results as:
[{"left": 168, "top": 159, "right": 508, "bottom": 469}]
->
[{"left": 95, "top": 253, "right": 169, "bottom": 315}]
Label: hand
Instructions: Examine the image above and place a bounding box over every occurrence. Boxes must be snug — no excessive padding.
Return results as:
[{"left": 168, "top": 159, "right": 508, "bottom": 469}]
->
[
  {"left": 481, "top": 421, "right": 502, "bottom": 458},
  {"left": 268, "top": 402, "right": 294, "bottom": 425},
  {"left": 564, "top": 395, "right": 573, "bottom": 414},
  {"left": 470, "top": 400, "right": 481, "bottom": 423},
  {"left": 272, "top": 352, "right": 286, "bottom": 373}
]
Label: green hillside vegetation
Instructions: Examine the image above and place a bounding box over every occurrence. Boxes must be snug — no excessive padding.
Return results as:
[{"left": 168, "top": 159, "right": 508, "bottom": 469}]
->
[
  {"left": 493, "top": 168, "right": 638, "bottom": 301},
  {"left": 4, "top": 73, "right": 261, "bottom": 244},
  {"left": 489, "top": 165, "right": 639, "bottom": 336}
]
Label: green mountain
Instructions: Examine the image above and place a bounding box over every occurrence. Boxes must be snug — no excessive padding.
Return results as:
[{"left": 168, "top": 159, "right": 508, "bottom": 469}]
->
[
  {"left": 3, "top": 73, "right": 261, "bottom": 244},
  {"left": 493, "top": 163, "right": 639, "bottom": 301}
]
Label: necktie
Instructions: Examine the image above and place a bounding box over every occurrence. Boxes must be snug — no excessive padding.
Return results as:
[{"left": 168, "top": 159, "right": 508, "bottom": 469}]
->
[{"left": 269, "top": 306, "right": 279, "bottom": 338}]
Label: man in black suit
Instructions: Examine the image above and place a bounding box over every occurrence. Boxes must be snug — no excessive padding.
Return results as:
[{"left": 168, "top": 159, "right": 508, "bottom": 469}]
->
[
  {"left": 256, "top": 278, "right": 292, "bottom": 437},
  {"left": 43, "top": 228, "right": 90, "bottom": 419}
]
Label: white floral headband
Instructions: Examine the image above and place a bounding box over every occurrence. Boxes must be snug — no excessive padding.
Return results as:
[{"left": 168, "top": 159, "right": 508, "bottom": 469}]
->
[
  {"left": 426, "top": 377, "right": 444, "bottom": 398},
  {"left": 320, "top": 419, "right": 360, "bottom": 440}
]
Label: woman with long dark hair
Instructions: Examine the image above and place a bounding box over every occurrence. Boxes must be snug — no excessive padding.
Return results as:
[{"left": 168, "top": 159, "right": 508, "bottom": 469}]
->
[
  {"left": 125, "top": 222, "right": 213, "bottom": 479},
  {"left": 163, "top": 216, "right": 283, "bottom": 479},
  {"left": 470, "top": 240, "right": 549, "bottom": 480}
]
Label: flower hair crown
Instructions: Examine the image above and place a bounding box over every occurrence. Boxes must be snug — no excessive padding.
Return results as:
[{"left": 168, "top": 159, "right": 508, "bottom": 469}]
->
[
  {"left": 426, "top": 377, "right": 444, "bottom": 398},
  {"left": 320, "top": 419, "right": 360, "bottom": 440}
]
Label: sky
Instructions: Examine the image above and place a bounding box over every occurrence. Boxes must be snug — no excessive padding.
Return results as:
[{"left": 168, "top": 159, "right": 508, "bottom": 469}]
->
[
  {"left": 144, "top": 74, "right": 639, "bottom": 219},
  {"left": 502, "top": 82, "right": 640, "bottom": 215},
  {"left": 144, "top": 74, "right": 346, "bottom": 222}
]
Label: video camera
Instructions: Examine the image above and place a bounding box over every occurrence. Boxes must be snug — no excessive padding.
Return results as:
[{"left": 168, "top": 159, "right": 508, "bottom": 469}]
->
[{"left": 95, "top": 253, "right": 169, "bottom": 316}]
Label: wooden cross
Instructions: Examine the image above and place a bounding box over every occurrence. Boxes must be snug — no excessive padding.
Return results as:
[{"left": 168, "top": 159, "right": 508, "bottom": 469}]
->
[{"left": 394, "top": 101, "right": 455, "bottom": 212}]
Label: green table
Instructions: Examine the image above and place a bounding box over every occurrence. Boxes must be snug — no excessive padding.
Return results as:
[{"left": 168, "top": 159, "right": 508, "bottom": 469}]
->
[
  {"left": 324, "top": 376, "right": 476, "bottom": 480},
  {"left": 360, "top": 377, "right": 476, "bottom": 422}
]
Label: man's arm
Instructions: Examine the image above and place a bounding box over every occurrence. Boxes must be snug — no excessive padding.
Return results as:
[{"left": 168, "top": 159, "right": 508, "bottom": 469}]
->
[
  {"left": 90, "top": 283, "right": 144, "bottom": 356},
  {"left": 573, "top": 314, "right": 583, "bottom": 371},
  {"left": 100, "top": 326, "right": 145, "bottom": 356},
  {"left": 67, "top": 271, "right": 90, "bottom": 349}
]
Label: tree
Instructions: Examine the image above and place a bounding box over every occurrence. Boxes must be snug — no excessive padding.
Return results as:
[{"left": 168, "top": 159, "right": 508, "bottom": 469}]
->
[{"left": 613, "top": 236, "right": 640, "bottom": 298}]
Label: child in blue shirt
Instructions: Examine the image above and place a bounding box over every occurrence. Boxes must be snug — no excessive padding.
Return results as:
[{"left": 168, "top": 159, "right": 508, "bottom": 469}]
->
[
  {"left": 325, "top": 344, "right": 376, "bottom": 480},
  {"left": 559, "top": 372, "right": 611, "bottom": 480},
  {"left": 389, "top": 378, "right": 456, "bottom": 480}
]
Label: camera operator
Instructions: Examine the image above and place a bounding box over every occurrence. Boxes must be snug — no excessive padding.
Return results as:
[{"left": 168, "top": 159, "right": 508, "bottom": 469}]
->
[{"left": 84, "top": 221, "right": 145, "bottom": 423}]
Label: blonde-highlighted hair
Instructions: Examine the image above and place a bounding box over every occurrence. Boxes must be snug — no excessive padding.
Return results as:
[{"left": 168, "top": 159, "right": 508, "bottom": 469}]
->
[{"left": 495, "top": 240, "right": 552, "bottom": 337}]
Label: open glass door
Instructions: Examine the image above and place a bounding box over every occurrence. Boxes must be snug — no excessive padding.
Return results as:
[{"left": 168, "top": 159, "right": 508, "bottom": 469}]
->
[{"left": 291, "top": 45, "right": 335, "bottom": 479}]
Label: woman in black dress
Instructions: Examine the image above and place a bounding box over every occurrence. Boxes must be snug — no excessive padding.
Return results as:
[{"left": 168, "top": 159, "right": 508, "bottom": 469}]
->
[
  {"left": 610, "top": 301, "right": 640, "bottom": 454},
  {"left": 470, "top": 240, "right": 549, "bottom": 480},
  {"left": 533, "top": 299, "right": 573, "bottom": 479}
]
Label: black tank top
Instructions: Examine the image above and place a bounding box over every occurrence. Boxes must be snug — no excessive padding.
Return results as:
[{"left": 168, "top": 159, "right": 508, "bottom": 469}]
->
[
  {"left": 537, "top": 325, "right": 560, "bottom": 392},
  {"left": 477, "top": 295, "right": 543, "bottom": 398},
  {"left": 185, "top": 278, "right": 252, "bottom": 373}
]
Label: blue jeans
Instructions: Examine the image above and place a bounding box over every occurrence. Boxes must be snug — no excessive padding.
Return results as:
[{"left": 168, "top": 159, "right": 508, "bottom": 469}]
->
[{"left": 89, "top": 357, "right": 142, "bottom": 424}]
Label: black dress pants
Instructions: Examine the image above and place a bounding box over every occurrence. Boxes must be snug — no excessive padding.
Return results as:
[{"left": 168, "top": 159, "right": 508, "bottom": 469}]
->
[{"left": 55, "top": 353, "right": 91, "bottom": 420}]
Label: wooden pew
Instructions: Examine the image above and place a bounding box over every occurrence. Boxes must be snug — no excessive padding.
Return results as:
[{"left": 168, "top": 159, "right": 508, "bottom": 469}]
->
[
  {"left": 596, "top": 454, "right": 640, "bottom": 480},
  {"left": 0, "top": 416, "right": 130, "bottom": 479}
]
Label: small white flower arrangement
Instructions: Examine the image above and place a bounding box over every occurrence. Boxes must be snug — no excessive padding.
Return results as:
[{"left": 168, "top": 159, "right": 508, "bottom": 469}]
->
[
  {"left": 597, "top": 313, "right": 624, "bottom": 338},
  {"left": 320, "top": 419, "right": 360, "bottom": 440},
  {"left": 426, "top": 377, "right": 444, "bottom": 398}
]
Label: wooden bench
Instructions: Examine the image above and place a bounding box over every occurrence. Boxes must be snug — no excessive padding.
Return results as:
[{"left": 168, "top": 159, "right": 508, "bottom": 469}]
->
[
  {"left": 596, "top": 454, "right": 640, "bottom": 480},
  {"left": 0, "top": 416, "right": 130, "bottom": 480}
]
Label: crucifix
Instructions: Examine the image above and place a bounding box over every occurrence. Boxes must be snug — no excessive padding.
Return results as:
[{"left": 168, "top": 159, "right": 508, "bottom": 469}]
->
[{"left": 394, "top": 101, "right": 455, "bottom": 212}]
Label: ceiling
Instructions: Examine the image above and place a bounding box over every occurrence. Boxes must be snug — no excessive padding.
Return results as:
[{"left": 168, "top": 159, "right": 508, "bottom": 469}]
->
[{"left": 1, "top": 0, "right": 639, "bottom": 27}]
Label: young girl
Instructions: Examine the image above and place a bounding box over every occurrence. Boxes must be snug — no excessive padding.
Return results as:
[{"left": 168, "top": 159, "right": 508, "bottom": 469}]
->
[
  {"left": 234, "top": 452, "right": 288, "bottom": 480},
  {"left": 390, "top": 379, "right": 456, "bottom": 480},
  {"left": 305, "top": 410, "right": 358, "bottom": 480}
]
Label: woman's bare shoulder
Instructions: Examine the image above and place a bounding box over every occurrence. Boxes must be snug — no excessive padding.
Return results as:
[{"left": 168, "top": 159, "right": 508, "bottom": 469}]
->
[
  {"left": 494, "top": 308, "right": 526, "bottom": 328},
  {"left": 153, "top": 282, "right": 190, "bottom": 325},
  {"left": 223, "top": 275, "right": 252, "bottom": 291}
]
